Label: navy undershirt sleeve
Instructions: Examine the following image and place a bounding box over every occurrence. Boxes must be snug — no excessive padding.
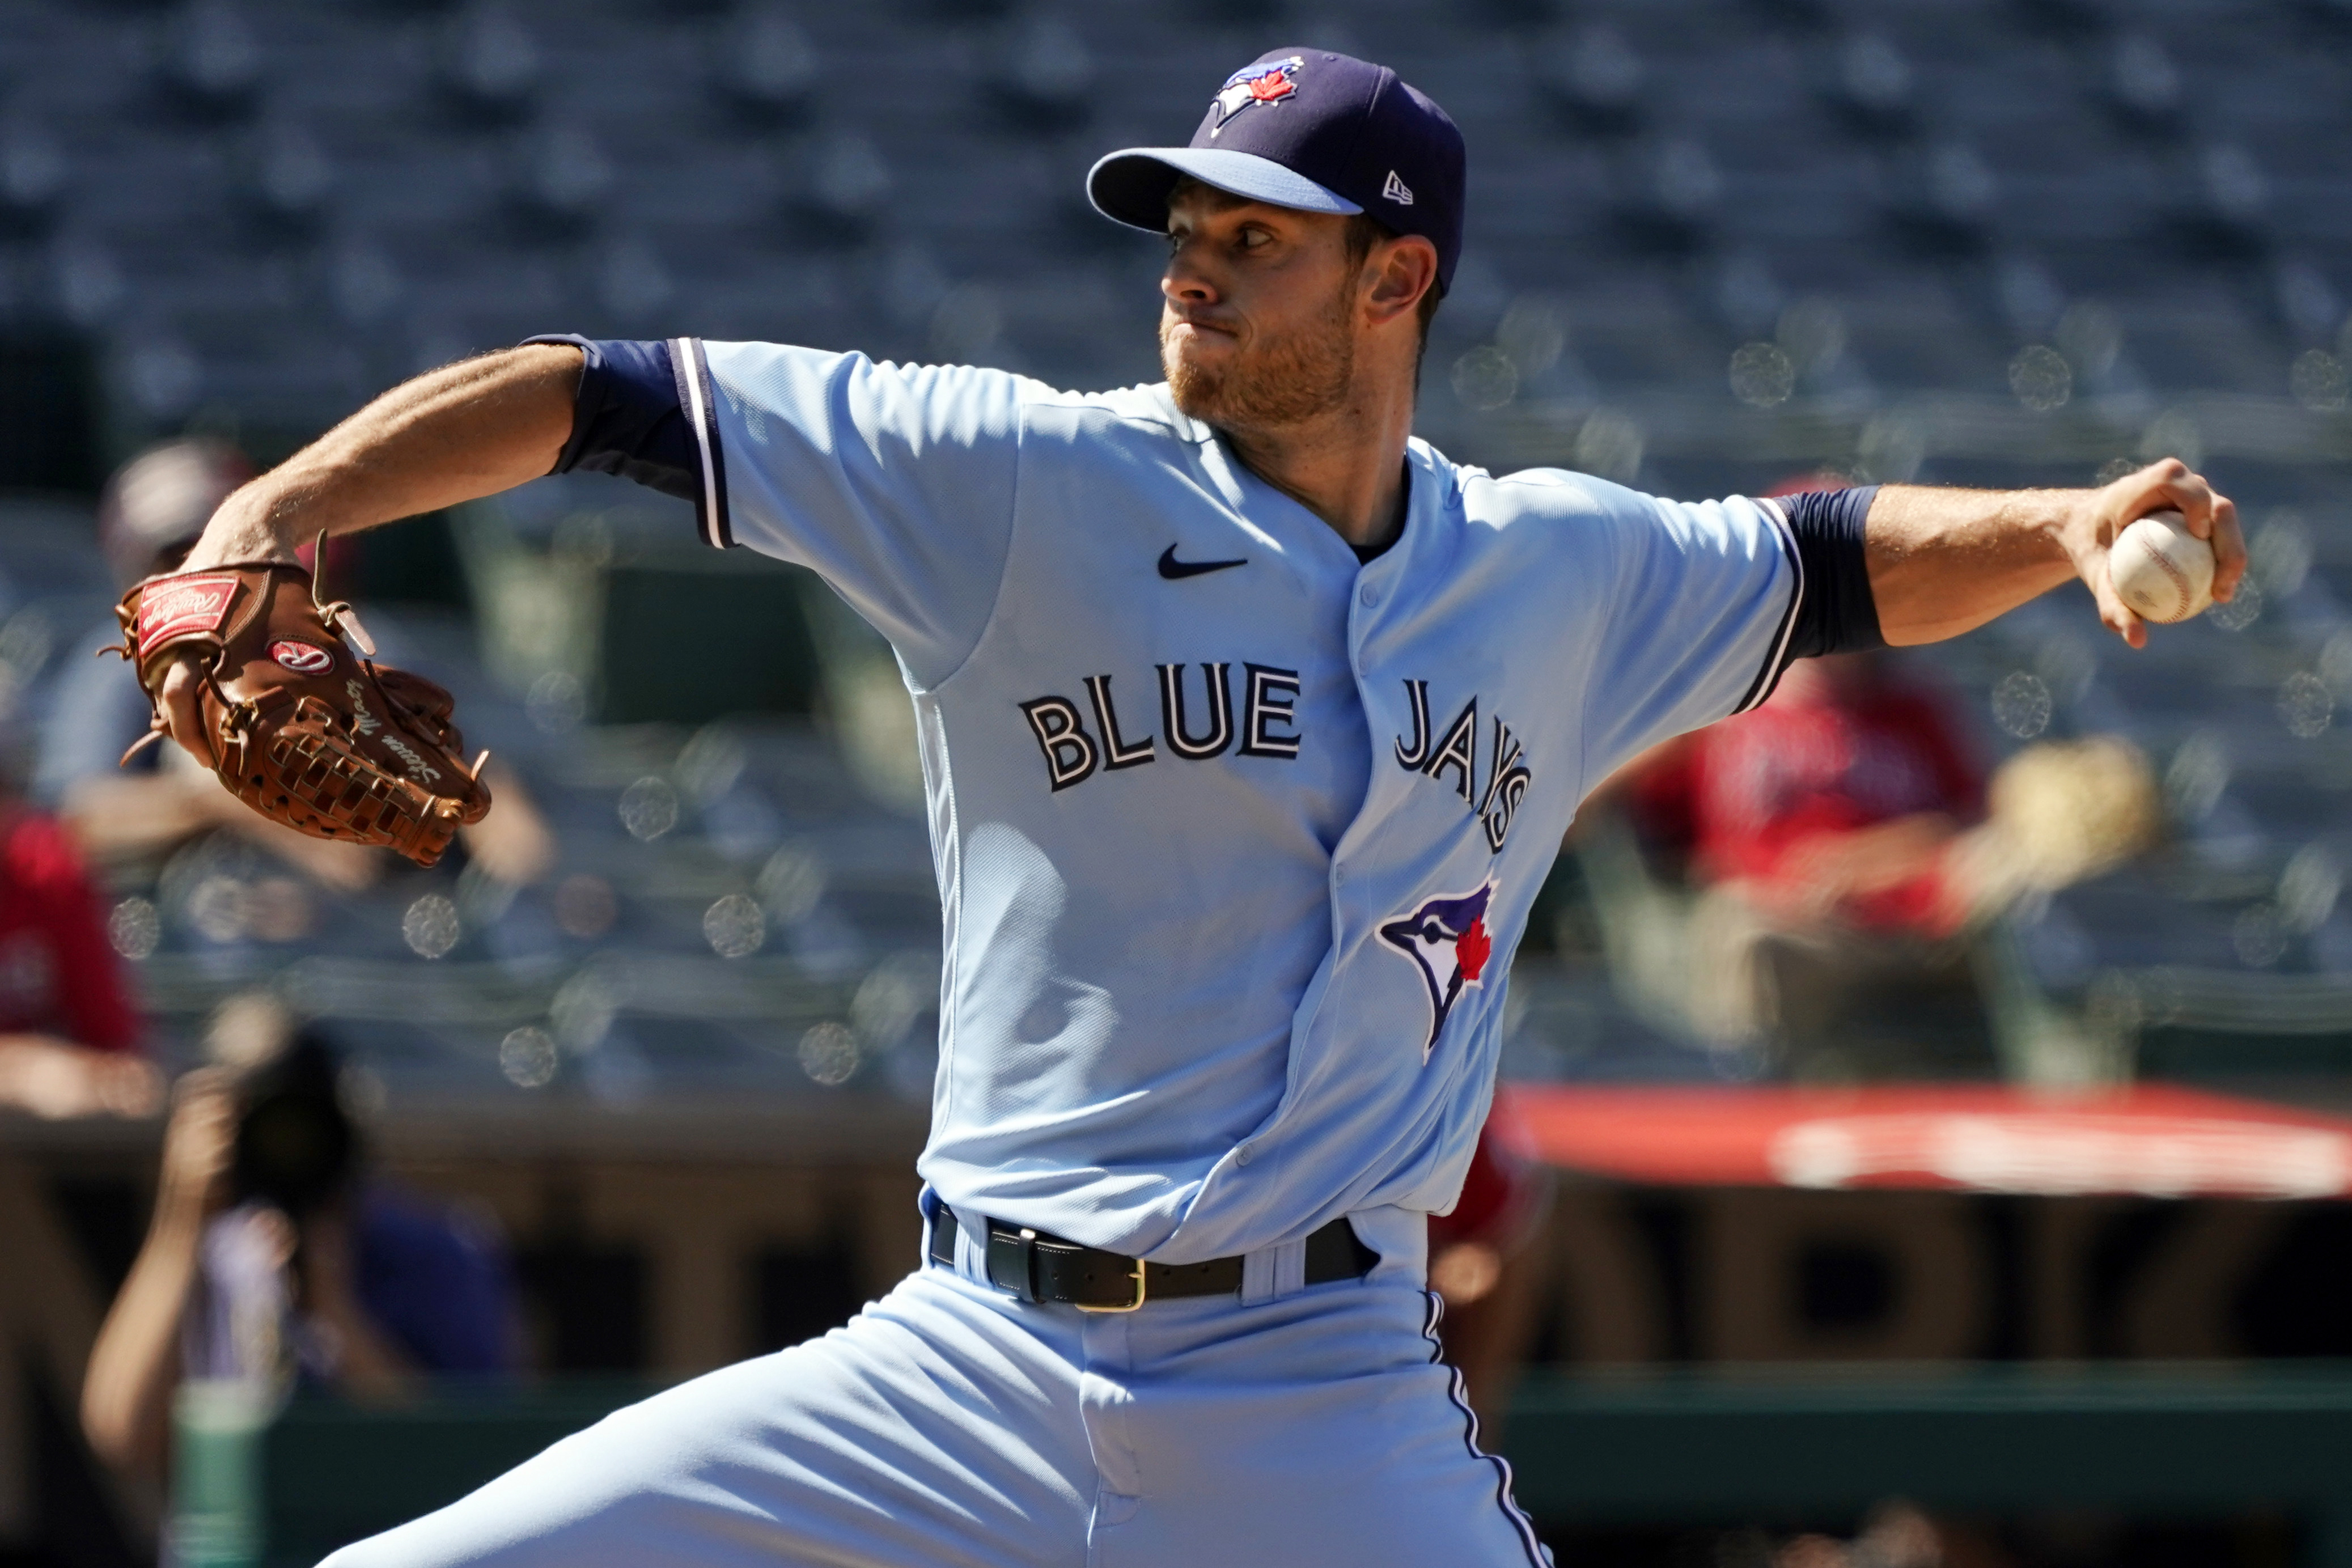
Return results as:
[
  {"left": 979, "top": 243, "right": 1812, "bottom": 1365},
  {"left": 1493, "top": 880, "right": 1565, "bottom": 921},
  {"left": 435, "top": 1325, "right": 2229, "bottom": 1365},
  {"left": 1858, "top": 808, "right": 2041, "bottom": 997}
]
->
[
  {"left": 1778, "top": 485, "right": 1884, "bottom": 658},
  {"left": 521, "top": 334, "right": 698, "bottom": 502}
]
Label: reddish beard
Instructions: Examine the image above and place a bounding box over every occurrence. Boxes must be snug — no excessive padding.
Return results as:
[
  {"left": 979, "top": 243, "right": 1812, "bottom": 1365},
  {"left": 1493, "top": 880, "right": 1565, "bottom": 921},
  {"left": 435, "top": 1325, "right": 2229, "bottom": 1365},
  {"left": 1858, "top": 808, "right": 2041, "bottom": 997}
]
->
[{"left": 1160, "top": 286, "right": 1355, "bottom": 432}]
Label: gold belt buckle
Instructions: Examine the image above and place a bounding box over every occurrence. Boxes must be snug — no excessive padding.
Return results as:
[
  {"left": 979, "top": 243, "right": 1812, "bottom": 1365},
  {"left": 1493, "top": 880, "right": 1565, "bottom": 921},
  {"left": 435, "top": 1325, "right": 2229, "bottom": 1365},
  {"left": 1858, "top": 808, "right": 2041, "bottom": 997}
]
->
[{"left": 1076, "top": 1257, "right": 1147, "bottom": 1313}]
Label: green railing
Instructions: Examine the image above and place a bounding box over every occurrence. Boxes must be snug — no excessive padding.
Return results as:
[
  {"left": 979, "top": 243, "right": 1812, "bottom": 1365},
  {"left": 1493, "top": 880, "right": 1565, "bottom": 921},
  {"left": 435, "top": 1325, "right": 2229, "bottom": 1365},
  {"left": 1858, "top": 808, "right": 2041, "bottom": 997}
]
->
[
  {"left": 177, "top": 1364, "right": 2352, "bottom": 1567},
  {"left": 172, "top": 1379, "right": 662, "bottom": 1568},
  {"left": 1500, "top": 1363, "right": 2352, "bottom": 1565}
]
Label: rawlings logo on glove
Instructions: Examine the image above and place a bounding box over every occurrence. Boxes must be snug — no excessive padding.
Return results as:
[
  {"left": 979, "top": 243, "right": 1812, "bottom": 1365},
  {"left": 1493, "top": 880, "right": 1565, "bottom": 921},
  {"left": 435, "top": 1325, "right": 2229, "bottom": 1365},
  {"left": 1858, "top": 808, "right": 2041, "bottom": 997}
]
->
[{"left": 110, "top": 544, "right": 492, "bottom": 868}]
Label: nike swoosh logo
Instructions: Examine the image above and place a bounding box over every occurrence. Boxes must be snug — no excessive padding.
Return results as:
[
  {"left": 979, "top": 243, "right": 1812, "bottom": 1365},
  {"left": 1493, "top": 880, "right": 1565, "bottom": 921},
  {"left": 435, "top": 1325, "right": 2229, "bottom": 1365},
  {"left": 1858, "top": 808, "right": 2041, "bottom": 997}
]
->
[{"left": 1158, "top": 544, "right": 1247, "bottom": 580}]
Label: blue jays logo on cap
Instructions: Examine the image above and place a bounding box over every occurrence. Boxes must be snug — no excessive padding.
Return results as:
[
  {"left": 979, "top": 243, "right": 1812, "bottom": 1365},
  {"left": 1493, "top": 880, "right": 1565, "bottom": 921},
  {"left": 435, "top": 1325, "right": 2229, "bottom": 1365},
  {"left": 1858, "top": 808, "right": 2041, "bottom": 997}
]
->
[
  {"left": 1209, "top": 56, "right": 1303, "bottom": 137},
  {"left": 1086, "top": 48, "right": 1467, "bottom": 294},
  {"left": 1380, "top": 880, "right": 1495, "bottom": 1062}
]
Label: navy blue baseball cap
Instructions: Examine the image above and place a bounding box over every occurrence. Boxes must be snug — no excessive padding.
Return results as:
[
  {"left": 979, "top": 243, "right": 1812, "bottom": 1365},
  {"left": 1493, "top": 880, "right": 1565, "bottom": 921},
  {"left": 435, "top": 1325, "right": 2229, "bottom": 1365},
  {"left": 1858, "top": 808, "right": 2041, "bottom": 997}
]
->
[{"left": 1087, "top": 49, "right": 1466, "bottom": 294}]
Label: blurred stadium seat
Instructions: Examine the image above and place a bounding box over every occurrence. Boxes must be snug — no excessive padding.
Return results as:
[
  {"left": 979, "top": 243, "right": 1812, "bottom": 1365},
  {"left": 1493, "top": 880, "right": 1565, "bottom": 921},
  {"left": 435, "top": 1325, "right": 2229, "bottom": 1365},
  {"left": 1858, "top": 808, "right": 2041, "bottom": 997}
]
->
[{"left": 0, "top": 0, "right": 2336, "bottom": 1138}]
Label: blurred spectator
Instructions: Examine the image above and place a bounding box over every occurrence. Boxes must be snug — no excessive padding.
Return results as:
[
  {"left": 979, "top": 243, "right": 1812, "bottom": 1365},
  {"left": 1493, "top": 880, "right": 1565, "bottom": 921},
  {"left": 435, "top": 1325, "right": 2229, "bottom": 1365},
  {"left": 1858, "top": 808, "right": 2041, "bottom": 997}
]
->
[
  {"left": 35, "top": 439, "right": 555, "bottom": 889},
  {"left": 1634, "top": 650, "right": 1984, "bottom": 942},
  {"left": 0, "top": 769, "right": 159, "bottom": 1118},
  {"left": 1622, "top": 651, "right": 2156, "bottom": 1061},
  {"left": 33, "top": 439, "right": 375, "bottom": 887},
  {"left": 81, "top": 996, "right": 518, "bottom": 1484},
  {"left": 1428, "top": 1114, "right": 1555, "bottom": 1429},
  {"left": 1774, "top": 1498, "right": 2015, "bottom": 1567}
]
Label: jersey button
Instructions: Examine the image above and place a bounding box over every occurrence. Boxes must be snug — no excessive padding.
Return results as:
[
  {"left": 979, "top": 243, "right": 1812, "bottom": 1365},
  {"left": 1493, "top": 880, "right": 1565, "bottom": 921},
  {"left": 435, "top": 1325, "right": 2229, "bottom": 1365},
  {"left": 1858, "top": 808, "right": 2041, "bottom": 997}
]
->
[
  {"left": 1359, "top": 583, "right": 1380, "bottom": 607},
  {"left": 1235, "top": 1142, "right": 1255, "bottom": 1166}
]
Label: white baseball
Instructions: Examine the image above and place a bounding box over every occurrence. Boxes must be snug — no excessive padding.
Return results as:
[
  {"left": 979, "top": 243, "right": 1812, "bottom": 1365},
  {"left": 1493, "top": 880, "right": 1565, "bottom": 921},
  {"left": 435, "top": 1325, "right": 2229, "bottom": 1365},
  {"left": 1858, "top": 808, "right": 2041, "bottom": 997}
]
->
[{"left": 2109, "top": 509, "right": 2215, "bottom": 624}]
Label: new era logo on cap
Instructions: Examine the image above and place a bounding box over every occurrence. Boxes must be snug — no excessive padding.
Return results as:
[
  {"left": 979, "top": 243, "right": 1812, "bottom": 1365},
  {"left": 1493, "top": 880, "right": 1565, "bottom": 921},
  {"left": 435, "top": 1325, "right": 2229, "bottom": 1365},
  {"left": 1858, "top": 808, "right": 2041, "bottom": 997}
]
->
[{"left": 1086, "top": 48, "right": 1467, "bottom": 294}]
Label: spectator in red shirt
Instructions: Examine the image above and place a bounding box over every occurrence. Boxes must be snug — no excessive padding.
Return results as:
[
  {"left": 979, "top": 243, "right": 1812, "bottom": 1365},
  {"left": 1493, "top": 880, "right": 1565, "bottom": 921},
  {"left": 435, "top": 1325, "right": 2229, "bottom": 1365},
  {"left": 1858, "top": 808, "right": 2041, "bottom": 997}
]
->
[
  {"left": 1633, "top": 651, "right": 1985, "bottom": 942},
  {"left": 1622, "top": 647, "right": 2157, "bottom": 1065},
  {"left": 0, "top": 796, "right": 159, "bottom": 1117}
]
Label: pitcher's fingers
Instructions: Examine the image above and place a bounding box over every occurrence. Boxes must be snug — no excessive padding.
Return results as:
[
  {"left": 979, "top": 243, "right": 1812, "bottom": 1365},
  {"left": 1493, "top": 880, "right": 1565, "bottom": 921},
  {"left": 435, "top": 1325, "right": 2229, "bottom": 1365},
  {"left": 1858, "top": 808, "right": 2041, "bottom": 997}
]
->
[
  {"left": 2131, "top": 459, "right": 2215, "bottom": 535},
  {"left": 2207, "top": 491, "right": 2247, "bottom": 601},
  {"left": 156, "top": 662, "right": 217, "bottom": 769},
  {"left": 2110, "top": 456, "right": 2181, "bottom": 502},
  {"left": 2092, "top": 557, "right": 2147, "bottom": 649}
]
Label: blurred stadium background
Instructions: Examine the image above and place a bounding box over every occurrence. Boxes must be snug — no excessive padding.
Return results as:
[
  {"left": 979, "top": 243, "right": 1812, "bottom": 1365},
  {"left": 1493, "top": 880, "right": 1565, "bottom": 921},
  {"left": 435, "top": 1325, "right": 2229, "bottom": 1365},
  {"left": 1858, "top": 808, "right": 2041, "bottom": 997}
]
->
[{"left": 4, "top": 0, "right": 2352, "bottom": 1565}]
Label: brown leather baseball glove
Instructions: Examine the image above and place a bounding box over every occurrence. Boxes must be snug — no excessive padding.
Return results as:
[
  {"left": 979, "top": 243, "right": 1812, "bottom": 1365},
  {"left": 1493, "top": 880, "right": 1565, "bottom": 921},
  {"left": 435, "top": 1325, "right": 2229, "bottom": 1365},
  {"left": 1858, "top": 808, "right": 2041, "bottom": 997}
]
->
[{"left": 111, "top": 549, "right": 493, "bottom": 867}]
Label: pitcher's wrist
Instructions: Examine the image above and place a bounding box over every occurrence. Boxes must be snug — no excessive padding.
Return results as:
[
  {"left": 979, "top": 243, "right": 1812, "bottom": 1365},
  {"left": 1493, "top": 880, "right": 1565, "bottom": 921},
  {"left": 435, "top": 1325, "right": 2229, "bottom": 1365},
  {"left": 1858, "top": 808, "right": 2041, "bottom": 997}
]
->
[{"left": 179, "top": 491, "right": 299, "bottom": 571}]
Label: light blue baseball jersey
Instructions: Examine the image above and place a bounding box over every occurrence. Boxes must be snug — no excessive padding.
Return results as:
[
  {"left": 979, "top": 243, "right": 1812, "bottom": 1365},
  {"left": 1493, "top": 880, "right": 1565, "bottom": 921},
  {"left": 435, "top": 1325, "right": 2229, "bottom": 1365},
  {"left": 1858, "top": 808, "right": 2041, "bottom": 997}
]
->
[{"left": 552, "top": 338, "right": 1803, "bottom": 1264}]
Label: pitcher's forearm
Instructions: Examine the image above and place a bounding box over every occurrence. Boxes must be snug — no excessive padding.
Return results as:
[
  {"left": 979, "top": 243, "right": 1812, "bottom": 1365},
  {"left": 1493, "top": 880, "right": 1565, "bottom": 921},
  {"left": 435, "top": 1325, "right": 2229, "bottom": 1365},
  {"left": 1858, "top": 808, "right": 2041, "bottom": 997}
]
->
[
  {"left": 1865, "top": 485, "right": 2080, "bottom": 646},
  {"left": 1862, "top": 460, "right": 2241, "bottom": 650},
  {"left": 181, "top": 343, "right": 584, "bottom": 570}
]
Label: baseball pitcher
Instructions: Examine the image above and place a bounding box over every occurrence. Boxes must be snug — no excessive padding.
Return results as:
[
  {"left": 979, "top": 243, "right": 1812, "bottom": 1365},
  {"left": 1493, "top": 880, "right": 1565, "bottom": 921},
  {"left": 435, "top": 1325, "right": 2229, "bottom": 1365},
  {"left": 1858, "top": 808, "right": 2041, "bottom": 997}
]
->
[{"left": 135, "top": 48, "right": 2240, "bottom": 1568}]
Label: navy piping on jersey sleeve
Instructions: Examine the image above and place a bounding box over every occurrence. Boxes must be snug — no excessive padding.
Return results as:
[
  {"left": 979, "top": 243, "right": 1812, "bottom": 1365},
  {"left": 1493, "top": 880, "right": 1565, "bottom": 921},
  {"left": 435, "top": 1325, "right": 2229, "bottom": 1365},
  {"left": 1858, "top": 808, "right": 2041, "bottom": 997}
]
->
[
  {"left": 1731, "top": 484, "right": 1884, "bottom": 713},
  {"left": 521, "top": 335, "right": 734, "bottom": 548}
]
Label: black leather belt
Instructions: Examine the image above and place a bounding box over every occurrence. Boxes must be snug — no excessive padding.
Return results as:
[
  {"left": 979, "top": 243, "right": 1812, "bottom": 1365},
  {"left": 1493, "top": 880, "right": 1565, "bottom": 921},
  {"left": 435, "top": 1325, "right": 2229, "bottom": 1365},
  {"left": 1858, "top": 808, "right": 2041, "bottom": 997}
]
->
[{"left": 929, "top": 1210, "right": 1377, "bottom": 1312}]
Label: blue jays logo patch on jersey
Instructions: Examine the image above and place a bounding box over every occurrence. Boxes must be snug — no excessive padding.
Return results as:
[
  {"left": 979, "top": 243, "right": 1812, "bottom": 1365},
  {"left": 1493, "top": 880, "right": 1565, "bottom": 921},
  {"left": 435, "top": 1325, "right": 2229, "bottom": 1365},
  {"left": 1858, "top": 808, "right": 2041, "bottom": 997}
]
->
[
  {"left": 1210, "top": 57, "right": 1302, "bottom": 135},
  {"left": 1379, "top": 879, "right": 1495, "bottom": 1063}
]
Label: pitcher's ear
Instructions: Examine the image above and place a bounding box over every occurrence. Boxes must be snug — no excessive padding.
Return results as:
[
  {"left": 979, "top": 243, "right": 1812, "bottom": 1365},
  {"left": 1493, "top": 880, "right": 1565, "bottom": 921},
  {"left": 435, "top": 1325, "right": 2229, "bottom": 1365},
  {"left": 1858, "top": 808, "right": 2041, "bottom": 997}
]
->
[{"left": 1366, "top": 234, "right": 1439, "bottom": 326}]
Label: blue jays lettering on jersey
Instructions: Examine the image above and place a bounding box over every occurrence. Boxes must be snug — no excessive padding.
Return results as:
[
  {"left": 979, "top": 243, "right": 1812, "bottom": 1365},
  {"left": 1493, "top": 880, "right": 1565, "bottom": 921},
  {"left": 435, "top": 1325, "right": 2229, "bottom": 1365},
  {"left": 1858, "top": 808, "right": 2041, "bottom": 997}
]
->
[{"left": 535, "top": 335, "right": 1828, "bottom": 1265}]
